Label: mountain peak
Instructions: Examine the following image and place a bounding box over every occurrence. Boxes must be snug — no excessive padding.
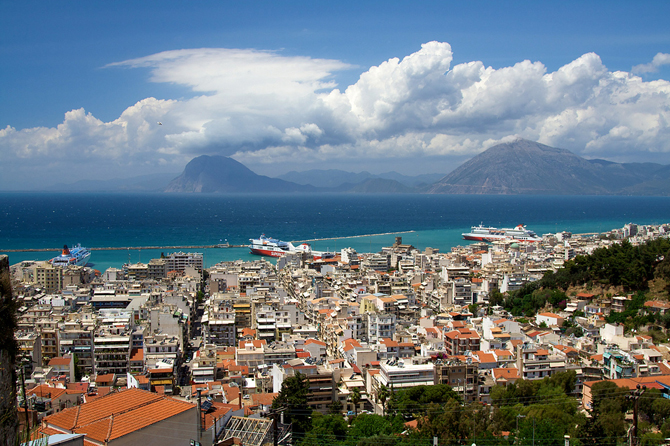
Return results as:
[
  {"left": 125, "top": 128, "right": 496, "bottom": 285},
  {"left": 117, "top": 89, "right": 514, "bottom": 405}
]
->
[
  {"left": 165, "top": 155, "right": 311, "bottom": 193},
  {"left": 428, "top": 139, "right": 604, "bottom": 194}
]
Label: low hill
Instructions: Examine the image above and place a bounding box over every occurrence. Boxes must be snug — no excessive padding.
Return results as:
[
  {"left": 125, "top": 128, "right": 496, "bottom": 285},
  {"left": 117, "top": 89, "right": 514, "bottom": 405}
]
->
[
  {"left": 339, "top": 178, "right": 416, "bottom": 194},
  {"left": 277, "top": 169, "right": 444, "bottom": 188}
]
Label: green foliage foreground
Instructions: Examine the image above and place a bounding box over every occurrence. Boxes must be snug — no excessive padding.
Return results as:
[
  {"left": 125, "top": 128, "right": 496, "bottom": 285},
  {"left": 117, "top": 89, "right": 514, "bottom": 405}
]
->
[{"left": 291, "top": 372, "right": 660, "bottom": 446}]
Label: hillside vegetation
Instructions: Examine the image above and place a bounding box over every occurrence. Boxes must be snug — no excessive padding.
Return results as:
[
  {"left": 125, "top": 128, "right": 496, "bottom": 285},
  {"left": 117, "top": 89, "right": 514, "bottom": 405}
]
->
[{"left": 490, "top": 237, "right": 670, "bottom": 324}]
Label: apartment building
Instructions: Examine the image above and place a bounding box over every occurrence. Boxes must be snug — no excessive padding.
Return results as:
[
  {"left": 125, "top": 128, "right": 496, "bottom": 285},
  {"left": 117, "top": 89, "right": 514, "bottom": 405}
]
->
[
  {"left": 204, "top": 295, "right": 236, "bottom": 346},
  {"left": 31, "top": 262, "right": 63, "bottom": 293},
  {"left": 516, "top": 344, "right": 566, "bottom": 380},
  {"left": 434, "top": 359, "right": 480, "bottom": 403},
  {"left": 165, "top": 252, "right": 203, "bottom": 273},
  {"left": 272, "top": 360, "right": 336, "bottom": 414},
  {"left": 94, "top": 328, "right": 131, "bottom": 376},
  {"left": 58, "top": 321, "right": 95, "bottom": 375},
  {"left": 444, "top": 328, "right": 481, "bottom": 356},
  {"left": 366, "top": 312, "right": 396, "bottom": 343}
]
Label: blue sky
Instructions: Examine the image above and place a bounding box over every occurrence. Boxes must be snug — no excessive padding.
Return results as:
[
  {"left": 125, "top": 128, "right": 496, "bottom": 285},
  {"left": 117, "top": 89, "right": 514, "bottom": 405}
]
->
[{"left": 1, "top": 1, "right": 670, "bottom": 189}]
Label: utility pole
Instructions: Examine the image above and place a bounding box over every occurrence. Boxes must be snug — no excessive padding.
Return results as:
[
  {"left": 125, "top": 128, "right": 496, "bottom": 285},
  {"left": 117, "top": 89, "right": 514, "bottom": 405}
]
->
[
  {"left": 532, "top": 417, "right": 535, "bottom": 446},
  {"left": 196, "top": 389, "right": 202, "bottom": 444},
  {"left": 627, "top": 385, "right": 646, "bottom": 446},
  {"left": 516, "top": 414, "right": 525, "bottom": 445},
  {"left": 21, "top": 361, "right": 29, "bottom": 445}
]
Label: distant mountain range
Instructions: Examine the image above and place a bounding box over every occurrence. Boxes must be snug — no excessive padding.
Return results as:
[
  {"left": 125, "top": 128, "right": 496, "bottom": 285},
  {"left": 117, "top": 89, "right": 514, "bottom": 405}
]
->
[
  {"left": 428, "top": 138, "right": 670, "bottom": 195},
  {"left": 51, "top": 172, "right": 179, "bottom": 192},
  {"left": 48, "top": 138, "right": 670, "bottom": 195},
  {"left": 276, "top": 169, "right": 444, "bottom": 188}
]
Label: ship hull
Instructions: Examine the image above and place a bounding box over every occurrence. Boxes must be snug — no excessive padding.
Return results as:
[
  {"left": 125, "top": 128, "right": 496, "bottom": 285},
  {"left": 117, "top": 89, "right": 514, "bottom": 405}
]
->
[
  {"left": 51, "top": 244, "right": 92, "bottom": 267},
  {"left": 249, "top": 247, "right": 286, "bottom": 258},
  {"left": 462, "top": 224, "right": 541, "bottom": 243}
]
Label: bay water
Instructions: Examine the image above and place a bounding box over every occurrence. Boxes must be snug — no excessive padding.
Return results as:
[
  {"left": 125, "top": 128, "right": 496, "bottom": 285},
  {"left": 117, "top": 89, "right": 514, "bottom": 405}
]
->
[{"left": 1, "top": 192, "right": 669, "bottom": 272}]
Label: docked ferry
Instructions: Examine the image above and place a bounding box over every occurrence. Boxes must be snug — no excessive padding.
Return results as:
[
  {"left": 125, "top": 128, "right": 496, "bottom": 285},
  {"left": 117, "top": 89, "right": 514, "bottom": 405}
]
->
[
  {"left": 249, "top": 235, "right": 333, "bottom": 259},
  {"left": 50, "top": 244, "right": 91, "bottom": 267},
  {"left": 462, "top": 224, "right": 542, "bottom": 242}
]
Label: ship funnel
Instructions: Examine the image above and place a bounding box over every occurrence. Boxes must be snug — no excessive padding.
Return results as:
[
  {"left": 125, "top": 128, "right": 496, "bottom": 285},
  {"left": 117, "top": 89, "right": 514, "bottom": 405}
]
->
[{"left": 62, "top": 245, "right": 70, "bottom": 255}]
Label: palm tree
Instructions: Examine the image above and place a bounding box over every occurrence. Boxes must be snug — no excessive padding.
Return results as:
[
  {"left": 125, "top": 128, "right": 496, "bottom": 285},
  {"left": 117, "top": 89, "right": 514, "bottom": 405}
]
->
[
  {"left": 377, "top": 385, "right": 390, "bottom": 416},
  {"left": 350, "top": 387, "right": 361, "bottom": 416}
]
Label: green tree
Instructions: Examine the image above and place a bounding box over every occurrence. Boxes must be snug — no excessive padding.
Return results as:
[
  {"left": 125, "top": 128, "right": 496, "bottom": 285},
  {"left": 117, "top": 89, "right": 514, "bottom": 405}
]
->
[
  {"left": 346, "top": 414, "right": 403, "bottom": 446},
  {"left": 584, "top": 381, "right": 629, "bottom": 446},
  {"left": 73, "top": 353, "right": 83, "bottom": 382},
  {"left": 350, "top": 387, "right": 361, "bottom": 416},
  {"left": 0, "top": 257, "right": 18, "bottom": 446},
  {"left": 272, "top": 372, "right": 312, "bottom": 435},
  {"left": 299, "top": 413, "right": 348, "bottom": 446},
  {"left": 389, "top": 384, "right": 460, "bottom": 416},
  {"left": 417, "top": 400, "right": 466, "bottom": 445},
  {"left": 377, "top": 385, "right": 390, "bottom": 416},
  {"left": 328, "top": 399, "right": 343, "bottom": 415}
]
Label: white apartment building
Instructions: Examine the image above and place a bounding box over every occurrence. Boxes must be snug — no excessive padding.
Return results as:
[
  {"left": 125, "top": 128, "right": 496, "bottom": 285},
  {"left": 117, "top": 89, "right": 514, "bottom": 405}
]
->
[
  {"left": 165, "top": 252, "right": 203, "bottom": 272},
  {"left": 203, "top": 295, "right": 236, "bottom": 346},
  {"left": 366, "top": 312, "right": 396, "bottom": 343}
]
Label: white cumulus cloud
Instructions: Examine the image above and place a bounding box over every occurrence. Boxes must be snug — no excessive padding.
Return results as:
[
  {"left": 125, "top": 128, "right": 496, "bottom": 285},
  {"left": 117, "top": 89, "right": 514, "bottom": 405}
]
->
[
  {"left": 2, "top": 42, "right": 670, "bottom": 188},
  {"left": 632, "top": 52, "right": 670, "bottom": 74}
]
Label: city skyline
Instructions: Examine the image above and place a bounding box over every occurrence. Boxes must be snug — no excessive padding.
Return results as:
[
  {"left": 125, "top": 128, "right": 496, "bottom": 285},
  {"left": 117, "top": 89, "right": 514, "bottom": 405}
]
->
[{"left": 1, "top": 1, "right": 670, "bottom": 190}]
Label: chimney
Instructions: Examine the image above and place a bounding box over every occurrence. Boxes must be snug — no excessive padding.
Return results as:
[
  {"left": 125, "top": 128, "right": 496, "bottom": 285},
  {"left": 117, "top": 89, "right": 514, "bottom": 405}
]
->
[{"left": 238, "top": 390, "right": 242, "bottom": 410}]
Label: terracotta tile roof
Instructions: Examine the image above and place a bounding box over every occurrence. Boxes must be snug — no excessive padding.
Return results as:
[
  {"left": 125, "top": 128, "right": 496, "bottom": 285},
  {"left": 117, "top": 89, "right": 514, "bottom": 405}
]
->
[
  {"left": 475, "top": 352, "right": 496, "bottom": 363},
  {"left": 222, "top": 384, "right": 241, "bottom": 404},
  {"left": 405, "top": 419, "right": 419, "bottom": 429},
  {"left": 84, "top": 387, "right": 112, "bottom": 403},
  {"left": 492, "top": 368, "right": 520, "bottom": 380},
  {"left": 241, "top": 328, "right": 257, "bottom": 337},
  {"left": 576, "top": 293, "right": 595, "bottom": 298},
  {"left": 148, "top": 368, "right": 172, "bottom": 374},
  {"left": 72, "top": 396, "right": 193, "bottom": 442},
  {"left": 229, "top": 365, "right": 249, "bottom": 374},
  {"left": 28, "top": 384, "right": 67, "bottom": 400},
  {"left": 251, "top": 393, "right": 278, "bottom": 407},
  {"left": 493, "top": 349, "right": 513, "bottom": 358},
  {"left": 304, "top": 338, "right": 326, "bottom": 346},
  {"left": 381, "top": 338, "right": 399, "bottom": 347},
  {"left": 49, "top": 357, "right": 71, "bottom": 367},
  {"left": 67, "top": 383, "right": 89, "bottom": 393},
  {"left": 202, "top": 403, "right": 234, "bottom": 430},
  {"left": 554, "top": 345, "right": 578, "bottom": 355},
  {"left": 129, "top": 348, "right": 143, "bottom": 362},
  {"left": 46, "top": 389, "right": 164, "bottom": 431},
  {"left": 342, "top": 338, "right": 362, "bottom": 351},
  {"left": 238, "top": 339, "right": 266, "bottom": 349},
  {"left": 135, "top": 375, "right": 149, "bottom": 384}
]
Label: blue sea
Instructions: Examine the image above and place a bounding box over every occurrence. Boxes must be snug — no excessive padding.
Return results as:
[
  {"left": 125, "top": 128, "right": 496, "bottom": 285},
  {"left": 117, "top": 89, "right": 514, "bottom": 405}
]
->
[{"left": 1, "top": 192, "right": 669, "bottom": 272}]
